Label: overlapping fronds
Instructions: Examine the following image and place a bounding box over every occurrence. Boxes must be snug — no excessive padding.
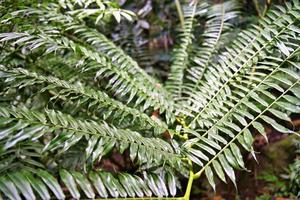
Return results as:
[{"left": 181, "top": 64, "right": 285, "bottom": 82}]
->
[
  {"left": 1, "top": 4, "right": 176, "bottom": 123},
  {"left": 0, "top": 66, "right": 168, "bottom": 134},
  {"left": 181, "top": 0, "right": 300, "bottom": 190},
  {"left": 0, "top": 0, "right": 300, "bottom": 199},
  {"left": 0, "top": 106, "right": 182, "bottom": 199},
  {"left": 185, "top": 1, "right": 300, "bottom": 122}
]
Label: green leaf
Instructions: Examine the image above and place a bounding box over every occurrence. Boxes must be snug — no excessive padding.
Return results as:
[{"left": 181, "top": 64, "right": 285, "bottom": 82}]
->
[
  {"left": 0, "top": 121, "right": 28, "bottom": 140},
  {"left": 243, "top": 101, "right": 261, "bottom": 113},
  {"left": 189, "top": 148, "right": 209, "bottom": 161},
  {"left": 60, "top": 170, "right": 80, "bottom": 199},
  {"left": 85, "top": 135, "right": 98, "bottom": 159},
  {"left": 233, "top": 114, "right": 247, "bottom": 126},
  {"left": 4, "top": 125, "right": 44, "bottom": 149},
  {"left": 152, "top": 174, "right": 168, "bottom": 197},
  {"left": 249, "top": 93, "right": 269, "bottom": 107},
  {"left": 237, "top": 134, "right": 249, "bottom": 151},
  {"left": 277, "top": 41, "right": 290, "bottom": 56},
  {"left": 23, "top": 172, "right": 50, "bottom": 200},
  {"left": 144, "top": 173, "right": 160, "bottom": 197},
  {"left": 92, "top": 138, "right": 104, "bottom": 163},
  {"left": 99, "top": 172, "right": 122, "bottom": 197},
  {"left": 0, "top": 177, "right": 21, "bottom": 200},
  {"left": 212, "top": 160, "right": 226, "bottom": 183},
  {"left": 260, "top": 115, "right": 292, "bottom": 133},
  {"left": 289, "top": 24, "right": 300, "bottom": 33},
  {"left": 187, "top": 153, "right": 203, "bottom": 167},
  {"left": 230, "top": 143, "right": 245, "bottom": 169},
  {"left": 291, "top": 86, "right": 300, "bottom": 99},
  {"left": 269, "top": 108, "right": 291, "bottom": 121},
  {"left": 88, "top": 172, "right": 108, "bottom": 198},
  {"left": 205, "top": 166, "right": 216, "bottom": 191},
  {"left": 224, "top": 148, "right": 239, "bottom": 169},
  {"left": 118, "top": 174, "right": 135, "bottom": 197},
  {"left": 43, "top": 131, "right": 73, "bottom": 152},
  {"left": 166, "top": 171, "right": 176, "bottom": 197},
  {"left": 72, "top": 172, "right": 95, "bottom": 199},
  {"left": 252, "top": 121, "right": 267, "bottom": 141},
  {"left": 37, "top": 170, "right": 65, "bottom": 200},
  {"left": 219, "top": 154, "right": 236, "bottom": 188},
  {"left": 243, "top": 129, "right": 254, "bottom": 149},
  {"left": 134, "top": 175, "right": 152, "bottom": 197},
  {"left": 112, "top": 10, "right": 121, "bottom": 23},
  {"left": 124, "top": 174, "right": 143, "bottom": 197},
  {"left": 222, "top": 121, "right": 241, "bottom": 132},
  {"left": 8, "top": 172, "right": 35, "bottom": 200}
]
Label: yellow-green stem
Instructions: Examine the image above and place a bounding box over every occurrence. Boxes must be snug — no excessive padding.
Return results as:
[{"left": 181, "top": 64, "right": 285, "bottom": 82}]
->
[
  {"left": 183, "top": 170, "right": 194, "bottom": 200},
  {"left": 175, "top": 0, "right": 185, "bottom": 29}
]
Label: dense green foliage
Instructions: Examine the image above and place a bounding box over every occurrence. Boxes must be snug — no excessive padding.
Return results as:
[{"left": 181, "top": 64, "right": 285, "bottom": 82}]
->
[
  {"left": 257, "top": 138, "right": 300, "bottom": 199},
  {"left": 0, "top": 0, "right": 299, "bottom": 199}
]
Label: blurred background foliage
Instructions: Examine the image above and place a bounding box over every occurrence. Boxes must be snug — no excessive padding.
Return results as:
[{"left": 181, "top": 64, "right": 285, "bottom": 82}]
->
[{"left": 107, "top": 0, "right": 288, "bottom": 82}]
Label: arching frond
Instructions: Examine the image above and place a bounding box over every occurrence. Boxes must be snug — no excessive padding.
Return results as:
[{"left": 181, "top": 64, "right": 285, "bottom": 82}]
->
[
  {"left": 184, "top": 0, "right": 239, "bottom": 94},
  {"left": 165, "top": 2, "right": 207, "bottom": 100},
  {"left": 186, "top": 1, "right": 300, "bottom": 126},
  {"left": 182, "top": 0, "right": 300, "bottom": 189},
  {"left": 0, "top": 66, "right": 168, "bottom": 134},
  {"left": 6, "top": 5, "right": 176, "bottom": 124},
  {"left": 189, "top": 73, "right": 300, "bottom": 188},
  {"left": 0, "top": 106, "right": 182, "bottom": 169}
]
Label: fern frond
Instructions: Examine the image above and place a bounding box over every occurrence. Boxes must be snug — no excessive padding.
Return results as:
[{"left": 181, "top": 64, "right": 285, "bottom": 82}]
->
[
  {"left": 186, "top": 1, "right": 300, "bottom": 126},
  {"left": 0, "top": 66, "right": 168, "bottom": 134},
  {"left": 0, "top": 30, "right": 176, "bottom": 121},
  {"left": 185, "top": 0, "right": 239, "bottom": 93},
  {"left": 165, "top": 2, "right": 199, "bottom": 100},
  {"left": 176, "top": 0, "right": 300, "bottom": 190},
  {"left": 7, "top": 6, "right": 176, "bottom": 123},
  {"left": 0, "top": 141, "right": 44, "bottom": 174},
  {"left": 190, "top": 76, "right": 300, "bottom": 187},
  {"left": 0, "top": 168, "right": 179, "bottom": 199},
  {"left": 1, "top": 0, "right": 300, "bottom": 198},
  {"left": 184, "top": 18, "right": 300, "bottom": 192},
  {"left": 0, "top": 106, "right": 182, "bottom": 168},
  {"left": 34, "top": 55, "right": 93, "bottom": 83},
  {"left": 58, "top": 0, "right": 136, "bottom": 23}
]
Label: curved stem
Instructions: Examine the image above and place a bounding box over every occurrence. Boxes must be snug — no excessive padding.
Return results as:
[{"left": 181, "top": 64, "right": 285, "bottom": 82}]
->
[{"left": 183, "top": 170, "right": 194, "bottom": 200}]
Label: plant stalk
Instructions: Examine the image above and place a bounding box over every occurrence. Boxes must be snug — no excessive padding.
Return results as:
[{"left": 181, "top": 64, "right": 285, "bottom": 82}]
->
[
  {"left": 175, "top": 0, "right": 185, "bottom": 29},
  {"left": 183, "top": 170, "right": 194, "bottom": 200}
]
